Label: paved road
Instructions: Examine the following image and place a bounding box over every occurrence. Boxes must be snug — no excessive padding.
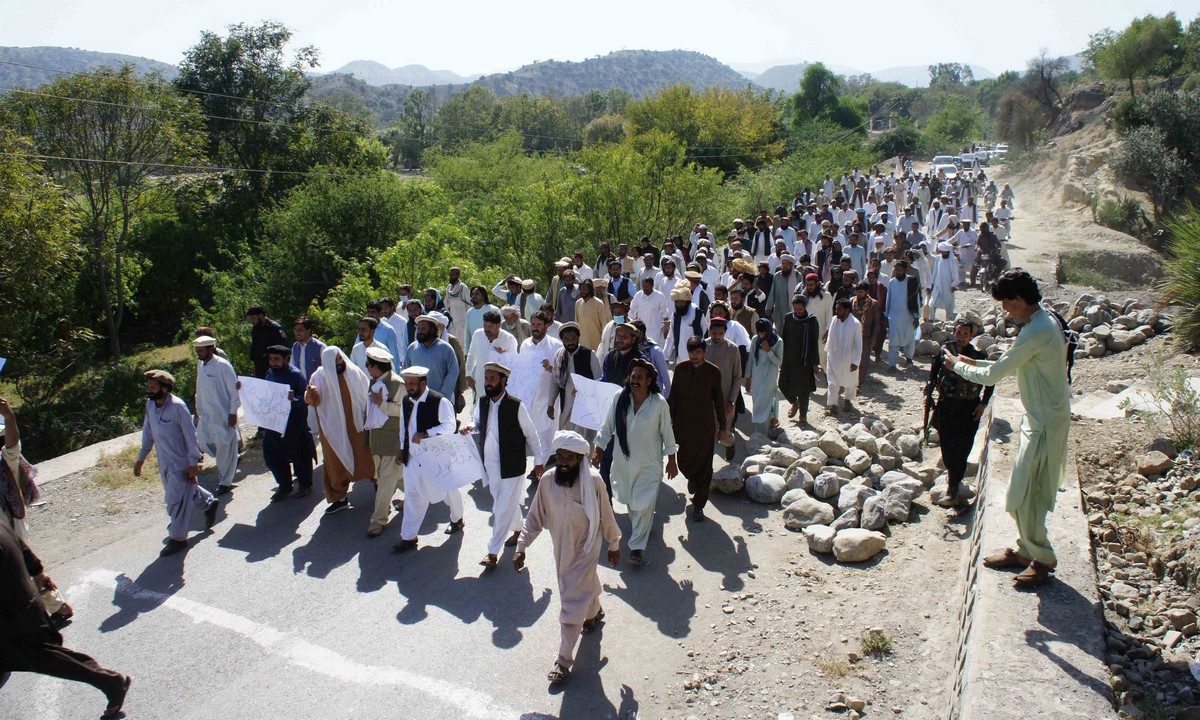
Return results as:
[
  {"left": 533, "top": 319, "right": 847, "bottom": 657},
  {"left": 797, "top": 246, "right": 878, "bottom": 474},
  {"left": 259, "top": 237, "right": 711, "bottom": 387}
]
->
[{"left": 0, "top": 450, "right": 758, "bottom": 720}]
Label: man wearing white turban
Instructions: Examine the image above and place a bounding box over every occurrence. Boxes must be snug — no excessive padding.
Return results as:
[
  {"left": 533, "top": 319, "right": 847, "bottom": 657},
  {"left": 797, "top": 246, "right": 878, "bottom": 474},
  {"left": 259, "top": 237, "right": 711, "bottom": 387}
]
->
[
  {"left": 304, "top": 346, "right": 375, "bottom": 514},
  {"left": 929, "top": 242, "right": 960, "bottom": 321},
  {"left": 514, "top": 430, "right": 621, "bottom": 686}
]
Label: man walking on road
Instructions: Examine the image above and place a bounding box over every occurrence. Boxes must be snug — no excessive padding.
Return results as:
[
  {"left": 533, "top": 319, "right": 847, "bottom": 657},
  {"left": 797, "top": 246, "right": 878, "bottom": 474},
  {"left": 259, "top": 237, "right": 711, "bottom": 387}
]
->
[
  {"left": 193, "top": 336, "right": 240, "bottom": 496},
  {"left": 667, "top": 337, "right": 727, "bottom": 521},
  {"left": 304, "top": 347, "right": 375, "bottom": 516},
  {"left": 246, "top": 304, "right": 286, "bottom": 379},
  {"left": 263, "top": 345, "right": 316, "bottom": 501},
  {"left": 926, "top": 317, "right": 993, "bottom": 507},
  {"left": 134, "top": 370, "right": 219, "bottom": 556},
  {"left": 514, "top": 430, "right": 621, "bottom": 686},
  {"left": 943, "top": 269, "right": 1069, "bottom": 588}
]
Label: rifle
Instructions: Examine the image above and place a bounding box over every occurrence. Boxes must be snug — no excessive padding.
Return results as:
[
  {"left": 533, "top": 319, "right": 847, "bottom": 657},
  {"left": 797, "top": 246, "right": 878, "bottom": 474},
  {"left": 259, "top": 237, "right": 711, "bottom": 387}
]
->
[{"left": 921, "top": 394, "right": 933, "bottom": 449}]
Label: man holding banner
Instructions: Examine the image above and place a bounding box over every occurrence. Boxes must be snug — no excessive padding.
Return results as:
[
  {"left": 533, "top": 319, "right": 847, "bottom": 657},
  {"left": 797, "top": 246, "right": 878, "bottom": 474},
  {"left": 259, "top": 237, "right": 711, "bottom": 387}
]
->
[
  {"left": 393, "top": 366, "right": 465, "bottom": 553},
  {"left": 460, "top": 362, "right": 544, "bottom": 568}
]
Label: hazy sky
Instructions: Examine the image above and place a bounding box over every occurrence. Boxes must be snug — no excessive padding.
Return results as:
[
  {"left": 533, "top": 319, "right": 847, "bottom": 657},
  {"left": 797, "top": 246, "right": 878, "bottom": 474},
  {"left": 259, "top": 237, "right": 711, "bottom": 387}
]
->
[{"left": 3, "top": 0, "right": 1197, "bottom": 76}]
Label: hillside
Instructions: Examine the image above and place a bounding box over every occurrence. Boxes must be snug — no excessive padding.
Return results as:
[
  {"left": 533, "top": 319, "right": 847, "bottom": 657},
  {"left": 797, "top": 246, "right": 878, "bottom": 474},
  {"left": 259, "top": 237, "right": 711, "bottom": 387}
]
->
[
  {"left": 472, "top": 49, "right": 752, "bottom": 97},
  {"left": 0, "top": 46, "right": 177, "bottom": 87},
  {"left": 752, "top": 61, "right": 997, "bottom": 91},
  {"left": 325, "top": 59, "right": 477, "bottom": 86}
]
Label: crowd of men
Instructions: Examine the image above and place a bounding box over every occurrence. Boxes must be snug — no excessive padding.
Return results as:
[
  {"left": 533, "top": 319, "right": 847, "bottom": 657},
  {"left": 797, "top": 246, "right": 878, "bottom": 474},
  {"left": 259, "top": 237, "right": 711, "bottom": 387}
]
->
[{"left": 3, "top": 161, "right": 1074, "bottom": 703}]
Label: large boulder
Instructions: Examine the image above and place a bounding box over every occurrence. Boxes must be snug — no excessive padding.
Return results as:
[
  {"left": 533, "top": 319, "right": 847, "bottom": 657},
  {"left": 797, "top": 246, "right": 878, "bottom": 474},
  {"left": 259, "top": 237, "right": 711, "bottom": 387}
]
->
[
  {"left": 853, "top": 434, "right": 878, "bottom": 456},
  {"left": 901, "top": 462, "right": 940, "bottom": 488},
  {"left": 844, "top": 448, "right": 872, "bottom": 474},
  {"left": 818, "top": 431, "right": 850, "bottom": 459},
  {"left": 745, "top": 473, "right": 787, "bottom": 504},
  {"left": 783, "top": 463, "right": 815, "bottom": 493},
  {"left": 830, "top": 508, "right": 860, "bottom": 532},
  {"left": 813, "top": 472, "right": 843, "bottom": 500},
  {"left": 780, "top": 488, "right": 808, "bottom": 507},
  {"left": 783, "top": 496, "right": 836, "bottom": 530},
  {"left": 897, "top": 434, "right": 921, "bottom": 460},
  {"left": 915, "top": 339, "right": 940, "bottom": 356},
  {"left": 882, "top": 484, "right": 915, "bottom": 522},
  {"left": 838, "top": 484, "right": 878, "bottom": 514},
  {"left": 711, "top": 464, "right": 744, "bottom": 494},
  {"left": 804, "top": 524, "right": 836, "bottom": 554},
  {"left": 876, "top": 440, "right": 900, "bottom": 459},
  {"left": 1136, "top": 451, "right": 1173, "bottom": 476},
  {"left": 769, "top": 446, "right": 801, "bottom": 468},
  {"left": 833, "top": 529, "right": 887, "bottom": 562},
  {"left": 879, "top": 470, "right": 915, "bottom": 488},
  {"left": 740, "top": 454, "right": 771, "bottom": 479},
  {"left": 822, "top": 465, "right": 855, "bottom": 481},
  {"left": 861, "top": 496, "right": 886, "bottom": 530},
  {"left": 801, "top": 446, "right": 828, "bottom": 464},
  {"left": 786, "top": 428, "right": 821, "bottom": 451},
  {"left": 796, "top": 454, "right": 824, "bottom": 477}
]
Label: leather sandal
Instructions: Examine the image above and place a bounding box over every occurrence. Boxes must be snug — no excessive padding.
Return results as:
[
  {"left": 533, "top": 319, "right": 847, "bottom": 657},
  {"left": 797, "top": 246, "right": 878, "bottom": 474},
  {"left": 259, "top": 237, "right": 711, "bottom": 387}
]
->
[
  {"left": 1013, "top": 561, "right": 1054, "bottom": 588},
  {"left": 982, "top": 547, "right": 1032, "bottom": 569}
]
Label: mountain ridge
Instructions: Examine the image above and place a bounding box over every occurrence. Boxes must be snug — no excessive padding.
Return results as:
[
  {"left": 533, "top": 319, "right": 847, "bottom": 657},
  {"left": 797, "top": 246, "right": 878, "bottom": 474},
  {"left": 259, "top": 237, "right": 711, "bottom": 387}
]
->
[
  {"left": 0, "top": 46, "right": 178, "bottom": 87},
  {"left": 325, "top": 59, "right": 479, "bottom": 86}
]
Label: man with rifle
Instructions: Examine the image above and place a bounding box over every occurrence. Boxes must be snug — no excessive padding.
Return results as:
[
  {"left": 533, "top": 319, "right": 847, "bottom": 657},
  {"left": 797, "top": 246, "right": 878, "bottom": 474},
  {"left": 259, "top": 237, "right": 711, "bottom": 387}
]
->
[{"left": 924, "top": 314, "right": 993, "bottom": 507}]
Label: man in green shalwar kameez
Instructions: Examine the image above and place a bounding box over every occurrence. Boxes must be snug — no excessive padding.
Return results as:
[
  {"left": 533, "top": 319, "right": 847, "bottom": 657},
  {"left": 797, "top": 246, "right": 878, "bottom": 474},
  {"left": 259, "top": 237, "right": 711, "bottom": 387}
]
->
[{"left": 943, "top": 269, "right": 1069, "bottom": 588}]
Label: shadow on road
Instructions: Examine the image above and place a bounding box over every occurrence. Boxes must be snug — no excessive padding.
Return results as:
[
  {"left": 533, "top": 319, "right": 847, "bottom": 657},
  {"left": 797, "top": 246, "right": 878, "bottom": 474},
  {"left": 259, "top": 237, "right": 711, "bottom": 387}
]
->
[{"left": 99, "top": 553, "right": 187, "bottom": 632}]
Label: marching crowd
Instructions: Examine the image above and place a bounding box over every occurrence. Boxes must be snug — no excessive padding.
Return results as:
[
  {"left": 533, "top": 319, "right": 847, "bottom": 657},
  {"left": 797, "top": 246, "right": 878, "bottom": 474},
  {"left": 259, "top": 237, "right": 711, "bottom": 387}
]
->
[{"left": 4, "top": 160, "right": 1075, "bottom": 705}]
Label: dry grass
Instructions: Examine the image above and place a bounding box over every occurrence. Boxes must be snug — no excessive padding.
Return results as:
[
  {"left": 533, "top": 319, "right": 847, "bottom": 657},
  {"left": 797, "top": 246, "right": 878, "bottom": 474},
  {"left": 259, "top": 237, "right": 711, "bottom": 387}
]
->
[
  {"left": 815, "top": 655, "right": 851, "bottom": 679},
  {"left": 91, "top": 445, "right": 159, "bottom": 490}
]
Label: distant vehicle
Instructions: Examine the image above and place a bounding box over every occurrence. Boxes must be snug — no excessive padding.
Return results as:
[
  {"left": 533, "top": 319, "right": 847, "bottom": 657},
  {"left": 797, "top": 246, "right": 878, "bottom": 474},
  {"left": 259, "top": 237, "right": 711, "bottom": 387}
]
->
[
  {"left": 993, "top": 143, "right": 1009, "bottom": 159},
  {"left": 976, "top": 150, "right": 991, "bottom": 166},
  {"left": 930, "top": 154, "right": 958, "bottom": 179},
  {"left": 961, "top": 152, "right": 977, "bottom": 167}
]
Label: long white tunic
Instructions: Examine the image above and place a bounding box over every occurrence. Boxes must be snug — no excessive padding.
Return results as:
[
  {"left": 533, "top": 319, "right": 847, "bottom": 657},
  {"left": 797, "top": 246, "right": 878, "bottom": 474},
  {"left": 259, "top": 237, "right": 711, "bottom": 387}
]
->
[
  {"left": 466, "top": 328, "right": 518, "bottom": 393},
  {"left": 519, "top": 334, "right": 563, "bottom": 463},
  {"left": 930, "top": 255, "right": 959, "bottom": 312},
  {"left": 195, "top": 355, "right": 240, "bottom": 448},
  {"left": 824, "top": 314, "right": 863, "bottom": 389},
  {"left": 629, "top": 289, "right": 672, "bottom": 344}
]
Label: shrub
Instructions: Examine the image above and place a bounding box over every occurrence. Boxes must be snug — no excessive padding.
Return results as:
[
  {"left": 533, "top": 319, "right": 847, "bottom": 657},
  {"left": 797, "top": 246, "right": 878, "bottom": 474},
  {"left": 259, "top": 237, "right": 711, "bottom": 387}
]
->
[
  {"left": 1160, "top": 213, "right": 1200, "bottom": 353},
  {"left": 869, "top": 126, "right": 921, "bottom": 158},
  {"left": 1096, "top": 196, "right": 1143, "bottom": 234},
  {"left": 1112, "top": 126, "right": 1188, "bottom": 217}
]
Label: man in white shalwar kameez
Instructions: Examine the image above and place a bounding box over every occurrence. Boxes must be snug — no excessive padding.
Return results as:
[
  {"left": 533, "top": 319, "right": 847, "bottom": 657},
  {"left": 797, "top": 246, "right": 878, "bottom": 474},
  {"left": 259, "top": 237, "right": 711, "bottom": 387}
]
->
[
  {"left": 929, "top": 242, "right": 960, "bottom": 320},
  {"left": 135, "top": 370, "right": 219, "bottom": 556},
  {"left": 192, "top": 336, "right": 240, "bottom": 495},
  {"left": 629, "top": 276, "right": 672, "bottom": 346},
  {"left": 885, "top": 261, "right": 919, "bottom": 368},
  {"left": 514, "top": 431, "right": 621, "bottom": 686},
  {"left": 466, "top": 310, "right": 518, "bottom": 406},
  {"left": 462, "top": 363, "right": 544, "bottom": 567},
  {"left": 517, "top": 312, "right": 562, "bottom": 471},
  {"left": 824, "top": 299, "right": 862, "bottom": 413}
]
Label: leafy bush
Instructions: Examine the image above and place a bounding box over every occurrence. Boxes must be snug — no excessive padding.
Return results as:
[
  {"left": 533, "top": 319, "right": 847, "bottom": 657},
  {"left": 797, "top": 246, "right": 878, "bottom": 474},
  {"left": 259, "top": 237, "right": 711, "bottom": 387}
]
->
[
  {"left": 1161, "top": 213, "right": 1200, "bottom": 353},
  {"left": 1096, "top": 196, "right": 1143, "bottom": 234},
  {"left": 1122, "top": 349, "right": 1200, "bottom": 451},
  {"left": 1112, "top": 126, "right": 1189, "bottom": 217},
  {"left": 869, "top": 126, "right": 921, "bottom": 158}
]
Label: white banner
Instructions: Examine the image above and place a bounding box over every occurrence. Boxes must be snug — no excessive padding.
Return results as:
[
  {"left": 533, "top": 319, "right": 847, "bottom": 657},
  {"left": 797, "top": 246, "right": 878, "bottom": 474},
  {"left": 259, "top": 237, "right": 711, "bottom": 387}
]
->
[
  {"left": 237, "top": 376, "right": 291, "bottom": 435},
  {"left": 568, "top": 374, "right": 621, "bottom": 432}
]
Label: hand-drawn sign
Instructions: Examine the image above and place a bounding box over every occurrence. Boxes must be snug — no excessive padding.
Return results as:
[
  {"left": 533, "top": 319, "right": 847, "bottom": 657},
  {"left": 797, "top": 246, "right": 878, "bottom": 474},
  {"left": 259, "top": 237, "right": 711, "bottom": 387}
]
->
[
  {"left": 237, "top": 376, "right": 291, "bottom": 435},
  {"left": 414, "top": 432, "right": 485, "bottom": 493},
  {"left": 569, "top": 374, "right": 621, "bottom": 432}
]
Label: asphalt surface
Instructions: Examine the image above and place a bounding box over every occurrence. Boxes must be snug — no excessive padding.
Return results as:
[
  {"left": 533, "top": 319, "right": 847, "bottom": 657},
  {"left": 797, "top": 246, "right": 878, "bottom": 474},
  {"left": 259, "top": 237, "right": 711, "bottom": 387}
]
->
[{"left": 1, "top": 447, "right": 759, "bottom": 720}]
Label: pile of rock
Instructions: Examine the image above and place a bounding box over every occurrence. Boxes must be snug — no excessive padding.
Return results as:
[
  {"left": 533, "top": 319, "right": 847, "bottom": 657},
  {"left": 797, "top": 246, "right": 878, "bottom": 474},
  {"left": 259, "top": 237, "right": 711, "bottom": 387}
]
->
[
  {"left": 1063, "top": 293, "right": 1171, "bottom": 359},
  {"left": 1085, "top": 441, "right": 1200, "bottom": 710},
  {"left": 913, "top": 309, "right": 1012, "bottom": 360},
  {"left": 715, "top": 416, "right": 946, "bottom": 564}
]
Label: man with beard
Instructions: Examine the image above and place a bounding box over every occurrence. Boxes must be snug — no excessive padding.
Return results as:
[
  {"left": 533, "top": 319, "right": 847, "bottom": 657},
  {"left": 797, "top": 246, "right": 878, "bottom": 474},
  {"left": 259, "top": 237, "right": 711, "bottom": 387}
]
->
[
  {"left": 364, "top": 346, "right": 405, "bottom": 537},
  {"left": 704, "top": 318, "right": 743, "bottom": 462},
  {"left": 403, "top": 315, "right": 460, "bottom": 403},
  {"left": 629, "top": 275, "right": 671, "bottom": 346},
  {"left": 779, "top": 295, "right": 820, "bottom": 424},
  {"left": 764, "top": 253, "right": 800, "bottom": 331},
  {"left": 500, "top": 305, "right": 531, "bottom": 346},
  {"left": 593, "top": 360, "right": 677, "bottom": 566},
  {"left": 514, "top": 430, "right": 620, "bottom": 686},
  {"left": 134, "top": 370, "right": 219, "bottom": 556},
  {"left": 549, "top": 323, "right": 602, "bottom": 441},
  {"left": 192, "top": 336, "right": 240, "bottom": 496},
  {"left": 304, "top": 347, "right": 375, "bottom": 515},
  {"left": 461, "top": 363, "right": 544, "bottom": 568},
  {"left": 605, "top": 260, "right": 635, "bottom": 303},
  {"left": 444, "top": 267, "right": 471, "bottom": 337},
  {"left": 465, "top": 286, "right": 499, "bottom": 354},
  {"left": 399, "top": 298, "right": 424, "bottom": 349},
  {"left": 627, "top": 320, "right": 672, "bottom": 398},
  {"left": 555, "top": 270, "right": 580, "bottom": 324},
  {"left": 575, "top": 279, "right": 612, "bottom": 351},
  {"left": 392, "top": 366, "right": 464, "bottom": 553},
  {"left": 667, "top": 337, "right": 727, "bottom": 521},
  {"left": 519, "top": 312, "right": 563, "bottom": 478},
  {"left": 466, "top": 310, "right": 517, "bottom": 404},
  {"left": 729, "top": 287, "right": 759, "bottom": 337},
  {"left": 825, "top": 299, "right": 862, "bottom": 415},
  {"left": 246, "top": 304, "right": 286, "bottom": 379},
  {"left": 263, "top": 345, "right": 316, "bottom": 502},
  {"left": 665, "top": 284, "right": 703, "bottom": 365},
  {"left": 801, "top": 273, "right": 833, "bottom": 369},
  {"left": 929, "top": 242, "right": 959, "bottom": 321},
  {"left": 851, "top": 281, "right": 882, "bottom": 385},
  {"left": 925, "top": 316, "right": 993, "bottom": 507}
]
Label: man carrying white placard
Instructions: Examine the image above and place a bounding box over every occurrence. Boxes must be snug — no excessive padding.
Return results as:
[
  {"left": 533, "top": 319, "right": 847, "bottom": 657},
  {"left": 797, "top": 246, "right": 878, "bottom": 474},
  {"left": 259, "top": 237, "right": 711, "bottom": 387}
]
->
[
  {"left": 460, "top": 362, "right": 544, "bottom": 568},
  {"left": 393, "top": 366, "right": 463, "bottom": 553},
  {"left": 364, "top": 346, "right": 405, "bottom": 538}
]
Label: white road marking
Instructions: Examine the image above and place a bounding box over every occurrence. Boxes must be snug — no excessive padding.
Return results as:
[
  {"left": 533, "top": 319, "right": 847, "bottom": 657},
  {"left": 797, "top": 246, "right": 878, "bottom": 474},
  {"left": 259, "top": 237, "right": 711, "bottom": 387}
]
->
[{"left": 78, "top": 569, "right": 519, "bottom": 720}]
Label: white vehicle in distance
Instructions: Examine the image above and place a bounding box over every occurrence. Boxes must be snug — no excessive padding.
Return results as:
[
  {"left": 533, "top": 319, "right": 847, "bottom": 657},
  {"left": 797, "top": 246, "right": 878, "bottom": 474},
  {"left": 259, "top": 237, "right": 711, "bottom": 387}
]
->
[
  {"left": 961, "top": 152, "right": 977, "bottom": 168},
  {"left": 930, "top": 154, "right": 958, "bottom": 179},
  {"left": 993, "top": 143, "right": 1009, "bottom": 159}
]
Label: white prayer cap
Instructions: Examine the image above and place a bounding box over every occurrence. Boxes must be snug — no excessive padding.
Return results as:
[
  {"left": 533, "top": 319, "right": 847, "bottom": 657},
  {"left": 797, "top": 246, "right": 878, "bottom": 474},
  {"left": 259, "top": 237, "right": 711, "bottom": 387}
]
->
[
  {"left": 552, "top": 430, "right": 591, "bottom": 455},
  {"left": 521, "top": 279, "right": 535, "bottom": 291},
  {"left": 949, "top": 215, "right": 959, "bottom": 223},
  {"left": 937, "top": 242, "right": 953, "bottom": 253},
  {"left": 400, "top": 366, "right": 429, "bottom": 378},
  {"left": 365, "top": 346, "right": 393, "bottom": 363},
  {"left": 779, "top": 254, "right": 796, "bottom": 264},
  {"left": 501, "top": 305, "right": 520, "bottom": 316},
  {"left": 192, "top": 335, "right": 217, "bottom": 348},
  {"left": 428, "top": 311, "right": 449, "bottom": 326}
]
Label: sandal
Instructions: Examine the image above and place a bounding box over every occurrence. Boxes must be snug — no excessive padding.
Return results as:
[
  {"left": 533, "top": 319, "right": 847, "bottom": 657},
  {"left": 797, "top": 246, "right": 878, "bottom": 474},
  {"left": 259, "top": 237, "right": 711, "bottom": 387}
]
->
[
  {"left": 581, "top": 609, "right": 605, "bottom": 635},
  {"left": 982, "top": 547, "right": 1032, "bottom": 569},
  {"left": 787, "top": 404, "right": 798, "bottom": 419},
  {"left": 628, "top": 550, "right": 644, "bottom": 567},
  {"left": 1013, "top": 561, "right": 1054, "bottom": 588},
  {"left": 547, "top": 664, "right": 570, "bottom": 685}
]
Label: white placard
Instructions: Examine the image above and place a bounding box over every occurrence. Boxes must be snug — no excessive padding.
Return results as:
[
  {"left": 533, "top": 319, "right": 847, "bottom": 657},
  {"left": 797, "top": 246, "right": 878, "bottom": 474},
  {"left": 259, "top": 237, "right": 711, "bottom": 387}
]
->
[
  {"left": 505, "top": 351, "right": 541, "bottom": 405},
  {"left": 569, "top": 373, "right": 621, "bottom": 432},
  {"left": 414, "top": 432, "right": 485, "bottom": 493},
  {"left": 237, "top": 376, "right": 291, "bottom": 435}
]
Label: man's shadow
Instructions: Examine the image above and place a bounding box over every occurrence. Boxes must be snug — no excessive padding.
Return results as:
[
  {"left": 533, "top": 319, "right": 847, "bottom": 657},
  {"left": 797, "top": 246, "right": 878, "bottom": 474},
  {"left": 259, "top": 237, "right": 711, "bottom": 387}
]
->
[
  {"left": 550, "top": 623, "right": 638, "bottom": 720},
  {"left": 99, "top": 552, "right": 188, "bottom": 633},
  {"left": 219, "top": 482, "right": 323, "bottom": 562},
  {"left": 291, "top": 480, "right": 375, "bottom": 578},
  {"left": 1025, "top": 581, "right": 1112, "bottom": 705}
]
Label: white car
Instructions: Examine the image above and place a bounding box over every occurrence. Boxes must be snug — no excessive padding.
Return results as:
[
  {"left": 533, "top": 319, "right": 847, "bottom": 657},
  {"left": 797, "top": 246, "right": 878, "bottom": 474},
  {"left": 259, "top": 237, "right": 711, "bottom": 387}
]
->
[{"left": 930, "top": 155, "right": 958, "bottom": 179}]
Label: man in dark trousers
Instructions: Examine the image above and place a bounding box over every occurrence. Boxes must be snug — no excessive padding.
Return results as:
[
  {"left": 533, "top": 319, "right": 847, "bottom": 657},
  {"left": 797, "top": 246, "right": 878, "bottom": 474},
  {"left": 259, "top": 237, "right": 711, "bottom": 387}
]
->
[
  {"left": 0, "top": 524, "right": 130, "bottom": 718},
  {"left": 667, "top": 336, "right": 727, "bottom": 521},
  {"left": 263, "top": 345, "right": 317, "bottom": 501},
  {"left": 247, "top": 304, "right": 286, "bottom": 379},
  {"left": 925, "top": 316, "right": 993, "bottom": 506}
]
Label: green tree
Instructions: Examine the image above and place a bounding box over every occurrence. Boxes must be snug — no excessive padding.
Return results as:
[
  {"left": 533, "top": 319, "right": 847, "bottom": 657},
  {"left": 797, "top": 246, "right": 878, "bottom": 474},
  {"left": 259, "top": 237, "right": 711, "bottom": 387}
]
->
[
  {"left": 175, "top": 21, "right": 319, "bottom": 202},
  {"left": 583, "top": 114, "right": 628, "bottom": 145},
  {"left": 792, "top": 63, "right": 841, "bottom": 122},
  {"left": 393, "top": 88, "right": 434, "bottom": 166},
  {"left": 928, "top": 63, "right": 975, "bottom": 89},
  {"left": 433, "top": 85, "right": 499, "bottom": 147},
  {"left": 1021, "top": 51, "right": 1069, "bottom": 119},
  {"left": 0, "top": 130, "right": 81, "bottom": 371},
  {"left": 5, "top": 66, "right": 203, "bottom": 356},
  {"left": 496, "top": 94, "right": 575, "bottom": 152},
  {"left": 920, "top": 96, "right": 983, "bottom": 152},
  {"left": 1112, "top": 126, "right": 1188, "bottom": 217},
  {"left": 1093, "top": 13, "right": 1184, "bottom": 96}
]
